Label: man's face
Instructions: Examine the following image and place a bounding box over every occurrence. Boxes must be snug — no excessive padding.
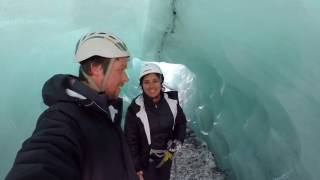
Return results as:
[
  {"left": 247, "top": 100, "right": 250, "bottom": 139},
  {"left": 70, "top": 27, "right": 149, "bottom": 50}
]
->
[{"left": 101, "top": 57, "right": 129, "bottom": 99}]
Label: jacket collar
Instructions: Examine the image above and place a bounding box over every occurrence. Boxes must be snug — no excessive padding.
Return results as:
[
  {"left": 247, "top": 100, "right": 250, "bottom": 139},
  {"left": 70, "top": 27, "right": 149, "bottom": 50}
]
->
[{"left": 68, "top": 77, "right": 123, "bottom": 123}]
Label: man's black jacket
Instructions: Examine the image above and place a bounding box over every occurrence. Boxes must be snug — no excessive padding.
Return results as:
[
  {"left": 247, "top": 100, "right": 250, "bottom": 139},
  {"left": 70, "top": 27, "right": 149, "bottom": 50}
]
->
[{"left": 6, "top": 74, "right": 137, "bottom": 180}]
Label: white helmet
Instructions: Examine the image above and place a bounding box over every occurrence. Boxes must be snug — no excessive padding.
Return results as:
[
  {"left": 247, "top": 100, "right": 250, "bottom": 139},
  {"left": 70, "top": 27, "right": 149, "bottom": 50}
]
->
[
  {"left": 74, "top": 32, "right": 130, "bottom": 62},
  {"left": 139, "top": 63, "right": 163, "bottom": 80}
]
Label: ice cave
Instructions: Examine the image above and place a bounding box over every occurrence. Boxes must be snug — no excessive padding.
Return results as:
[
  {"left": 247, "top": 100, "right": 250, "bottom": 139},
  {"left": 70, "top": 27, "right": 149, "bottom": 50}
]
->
[{"left": 0, "top": 0, "right": 320, "bottom": 179}]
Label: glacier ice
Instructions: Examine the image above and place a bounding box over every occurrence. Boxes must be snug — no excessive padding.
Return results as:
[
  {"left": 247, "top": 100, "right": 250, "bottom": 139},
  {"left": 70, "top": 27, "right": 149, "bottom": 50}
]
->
[{"left": 1, "top": 0, "right": 320, "bottom": 179}]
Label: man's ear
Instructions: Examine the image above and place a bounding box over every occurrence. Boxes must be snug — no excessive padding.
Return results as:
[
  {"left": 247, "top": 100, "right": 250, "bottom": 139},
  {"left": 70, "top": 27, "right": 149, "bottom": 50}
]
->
[{"left": 90, "top": 63, "right": 103, "bottom": 77}]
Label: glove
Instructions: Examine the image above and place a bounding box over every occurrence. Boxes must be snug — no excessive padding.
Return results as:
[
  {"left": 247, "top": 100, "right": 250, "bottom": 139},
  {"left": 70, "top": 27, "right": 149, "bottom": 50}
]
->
[
  {"left": 155, "top": 150, "right": 173, "bottom": 168},
  {"left": 167, "top": 139, "right": 182, "bottom": 153}
]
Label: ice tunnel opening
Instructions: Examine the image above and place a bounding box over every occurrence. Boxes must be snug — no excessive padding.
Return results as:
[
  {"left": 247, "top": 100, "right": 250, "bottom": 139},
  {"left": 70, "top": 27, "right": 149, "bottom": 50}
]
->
[
  {"left": 123, "top": 58, "right": 196, "bottom": 109},
  {"left": 121, "top": 57, "right": 228, "bottom": 177}
]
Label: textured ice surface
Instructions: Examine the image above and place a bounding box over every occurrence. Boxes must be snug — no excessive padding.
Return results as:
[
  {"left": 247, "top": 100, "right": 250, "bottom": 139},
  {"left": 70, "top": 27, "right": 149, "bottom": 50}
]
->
[{"left": 1, "top": 0, "right": 320, "bottom": 179}]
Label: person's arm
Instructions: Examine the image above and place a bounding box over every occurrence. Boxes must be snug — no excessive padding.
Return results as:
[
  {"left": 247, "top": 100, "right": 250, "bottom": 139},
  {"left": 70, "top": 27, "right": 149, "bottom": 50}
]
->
[
  {"left": 124, "top": 105, "right": 143, "bottom": 172},
  {"left": 5, "top": 110, "right": 83, "bottom": 180},
  {"left": 173, "top": 103, "right": 187, "bottom": 143}
]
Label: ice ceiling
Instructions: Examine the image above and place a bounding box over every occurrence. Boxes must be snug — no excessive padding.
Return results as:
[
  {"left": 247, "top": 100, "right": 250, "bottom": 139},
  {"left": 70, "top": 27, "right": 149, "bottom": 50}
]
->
[{"left": 1, "top": 0, "right": 320, "bottom": 179}]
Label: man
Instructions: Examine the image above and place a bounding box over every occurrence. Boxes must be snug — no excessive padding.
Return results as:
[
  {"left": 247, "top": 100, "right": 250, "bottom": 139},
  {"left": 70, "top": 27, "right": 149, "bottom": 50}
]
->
[{"left": 6, "top": 32, "right": 138, "bottom": 180}]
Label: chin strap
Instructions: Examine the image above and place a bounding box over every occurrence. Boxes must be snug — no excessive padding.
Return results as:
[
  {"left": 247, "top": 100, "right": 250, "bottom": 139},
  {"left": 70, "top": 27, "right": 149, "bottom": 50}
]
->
[
  {"left": 101, "top": 59, "right": 114, "bottom": 95},
  {"left": 81, "top": 59, "right": 115, "bottom": 93},
  {"left": 81, "top": 67, "right": 101, "bottom": 92}
]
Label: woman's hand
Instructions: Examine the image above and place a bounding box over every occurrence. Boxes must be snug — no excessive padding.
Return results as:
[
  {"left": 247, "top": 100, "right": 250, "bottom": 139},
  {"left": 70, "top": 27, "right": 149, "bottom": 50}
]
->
[
  {"left": 136, "top": 170, "right": 144, "bottom": 180},
  {"left": 167, "top": 139, "right": 182, "bottom": 153}
]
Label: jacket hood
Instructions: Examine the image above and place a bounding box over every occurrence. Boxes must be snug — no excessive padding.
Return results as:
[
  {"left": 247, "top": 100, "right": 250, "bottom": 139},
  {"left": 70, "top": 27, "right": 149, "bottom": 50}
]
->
[
  {"left": 42, "top": 74, "right": 76, "bottom": 106},
  {"left": 42, "top": 74, "right": 117, "bottom": 108},
  {"left": 42, "top": 74, "right": 123, "bottom": 124}
]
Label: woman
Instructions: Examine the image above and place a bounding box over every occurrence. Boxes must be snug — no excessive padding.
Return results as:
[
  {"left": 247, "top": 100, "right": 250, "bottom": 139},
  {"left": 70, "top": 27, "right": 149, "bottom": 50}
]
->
[{"left": 124, "top": 63, "right": 187, "bottom": 180}]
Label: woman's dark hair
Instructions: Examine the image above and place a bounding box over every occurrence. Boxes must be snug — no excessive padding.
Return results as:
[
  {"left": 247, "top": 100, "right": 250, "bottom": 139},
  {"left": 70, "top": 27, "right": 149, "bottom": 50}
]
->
[
  {"left": 79, "top": 55, "right": 111, "bottom": 82},
  {"left": 139, "top": 73, "right": 164, "bottom": 86},
  {"left": 139, "top": 73, "right": 165, "bottom": 92}
]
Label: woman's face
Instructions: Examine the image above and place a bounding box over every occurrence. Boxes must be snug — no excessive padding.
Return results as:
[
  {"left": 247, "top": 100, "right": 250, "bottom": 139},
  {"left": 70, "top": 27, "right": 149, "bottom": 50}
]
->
[{"left": 142, "top": 73, "right": 162, "bottom": 100}]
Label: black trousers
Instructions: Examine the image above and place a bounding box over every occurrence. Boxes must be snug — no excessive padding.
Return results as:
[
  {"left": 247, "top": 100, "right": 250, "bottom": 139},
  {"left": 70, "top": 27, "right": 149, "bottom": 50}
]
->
[{"left": 144, "top": 159, "right": 172, "bottom": 180}]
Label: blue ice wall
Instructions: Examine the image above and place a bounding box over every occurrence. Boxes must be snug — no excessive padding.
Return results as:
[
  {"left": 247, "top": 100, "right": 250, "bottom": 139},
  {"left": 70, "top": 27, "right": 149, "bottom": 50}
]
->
[
  {"left": 141, "top": 0, "right": 320, "bottom": 179},
  {"left": 0, "top": 0, "right": 148, "bottom": 179},
  {"left": 1, "top": 0, "right": 320, "bottom": 179}
]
